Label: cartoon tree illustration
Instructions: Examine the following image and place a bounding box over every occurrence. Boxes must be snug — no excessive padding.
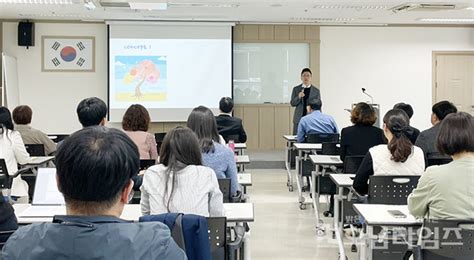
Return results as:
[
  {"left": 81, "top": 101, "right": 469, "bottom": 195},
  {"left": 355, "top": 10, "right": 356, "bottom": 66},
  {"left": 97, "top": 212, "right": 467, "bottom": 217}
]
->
[{"left": 123, "top": 60, "right": 160, "bottom": 98}]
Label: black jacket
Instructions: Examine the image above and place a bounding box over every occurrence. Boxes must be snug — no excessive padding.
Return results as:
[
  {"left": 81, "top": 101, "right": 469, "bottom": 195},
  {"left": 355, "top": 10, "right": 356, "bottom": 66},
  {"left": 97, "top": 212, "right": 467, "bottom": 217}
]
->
[
  {"left": 340, "top": 124, "right": 386, "bottom": 161},
  {"left": 215, "top": 114, "right": 247, "bottom": 143}
]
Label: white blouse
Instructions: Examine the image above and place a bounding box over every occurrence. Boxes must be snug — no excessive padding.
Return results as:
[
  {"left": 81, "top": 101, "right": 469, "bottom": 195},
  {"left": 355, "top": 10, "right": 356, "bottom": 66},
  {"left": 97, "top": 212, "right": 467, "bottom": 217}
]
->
[
  {"left": 140, "top": 164, "right": 224, "bottom": 217},
  {"left": 0, "top": 130, "right": 31, "bottom": 197}
]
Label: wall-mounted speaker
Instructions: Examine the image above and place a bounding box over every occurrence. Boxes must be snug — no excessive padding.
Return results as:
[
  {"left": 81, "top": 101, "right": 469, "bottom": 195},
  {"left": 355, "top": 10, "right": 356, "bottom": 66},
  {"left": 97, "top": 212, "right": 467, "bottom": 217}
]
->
[{"left": 18, "top": 21, "right": 35, "bottom": 47}]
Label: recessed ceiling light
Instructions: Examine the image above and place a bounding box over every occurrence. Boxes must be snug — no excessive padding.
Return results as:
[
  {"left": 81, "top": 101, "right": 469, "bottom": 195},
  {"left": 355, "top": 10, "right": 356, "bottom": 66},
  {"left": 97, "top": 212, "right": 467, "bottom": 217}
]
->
[
  {"left": 419, "top": 18, "right": 474, "bottom": 23},
  {"left": 313, "top": 5, "right": 387, "bottom": 10},
  {"left": 466, "top": 7, "right": 474, "bottom": 10},
  {"left": 0, "top": 0, "right": 73, "bottom": 4}
]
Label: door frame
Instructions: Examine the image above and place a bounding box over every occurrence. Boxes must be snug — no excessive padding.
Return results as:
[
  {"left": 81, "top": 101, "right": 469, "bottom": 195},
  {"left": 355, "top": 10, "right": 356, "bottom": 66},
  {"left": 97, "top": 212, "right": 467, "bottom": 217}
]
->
[{"left": 432, "top": 51, "right": 474, "bottom": 105}]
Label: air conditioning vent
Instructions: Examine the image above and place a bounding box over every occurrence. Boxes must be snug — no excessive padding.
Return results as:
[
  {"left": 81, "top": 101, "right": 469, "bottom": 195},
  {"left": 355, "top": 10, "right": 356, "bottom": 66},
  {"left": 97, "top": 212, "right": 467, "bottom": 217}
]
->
[{"left": 390, "top": 3, "right": 456, "bottom": 12}]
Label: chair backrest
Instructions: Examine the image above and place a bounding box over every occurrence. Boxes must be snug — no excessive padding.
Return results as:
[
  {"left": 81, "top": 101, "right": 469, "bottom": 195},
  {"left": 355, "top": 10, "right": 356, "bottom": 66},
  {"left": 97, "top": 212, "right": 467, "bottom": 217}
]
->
[
  {"left": 222, "top": 134, "right": 240, "bottom": 144},
  {"left": 305, "top": 133, "right": 339, "bottom": 144},
  {"left": 321, "top": 142, "right": 340, "bottom": 155},
  {"left": 343, "top": 155, "right": 365, "bottom": 173},
  {"left": 418, "top": 219, "right": 474, "bottom": 260},
  {"left": 368, "top": 175, "right": 420, "bottom": 205},
  {"left": 24, "top": 144, "right": 45, "bottom": 156},
  {"left": 139, "top": 159, "right": 156, "bottom": 171},
  {"left": 426, "top": 156, "right": 452, "bottom": 168},
  {"left": 155, "top": 132, "right": 167, "bottom": 152},
  {"left": 0, "top": 159, "right": 12, "bottom": 190},
  {"left": 47, "top": 134, "right": 69, "bottom": 143},
  {"left": 218, "top": 178, "right": 231, "bottom": 203},
  {"left": 207, "top": 217, "right": 227, "bottom": 260}
]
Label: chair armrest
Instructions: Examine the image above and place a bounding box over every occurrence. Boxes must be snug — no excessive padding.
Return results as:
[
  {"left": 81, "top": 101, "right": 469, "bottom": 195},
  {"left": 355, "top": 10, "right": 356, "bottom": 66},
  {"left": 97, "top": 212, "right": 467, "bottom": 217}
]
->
[
  {"left": 227, "top": 225, "right": 246, "bottom": 250},
  {"left": 12, "top": 166, "right": 35, "bottom": 178},
  {"left": 231, "top": 190, "right": 243, "bottom": 203}
]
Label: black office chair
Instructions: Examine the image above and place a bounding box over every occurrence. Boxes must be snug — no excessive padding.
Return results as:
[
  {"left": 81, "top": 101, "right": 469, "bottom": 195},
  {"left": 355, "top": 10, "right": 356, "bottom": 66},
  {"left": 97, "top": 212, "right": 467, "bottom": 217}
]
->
[
  {"left": 305, "top": 133, "right": 340, "bottom": 144},
  {"left": 154, "top": 132, "right": 167, "bottom": 153},
  {"left": 139, "top": 159, "right": 156, "bottom": 171},
  {"left": 24, "top": 144, "right": 45, "bottom": 156},
  {"left": 0, "top": 230, "right": 15, "bottom": 250},
  {"left": 208, "top": 217, "right": 228, "bottom": 260},
  {"left": 404, "top": 219, "right": 474, "bottom": 260},
  {"left": 321, "top": 142, "right": 340, "bottom": 156},
  {"left": 342, "top": 155, "right": 365, "bottom": 174},
  {"left": 426, "top": 156, "right": 452, "bottom": 168},
  {"left": 367, "top": 175, "right": 420, "bottom": 205},
  {"left": 218, "top": 178, "right": 231, "bottom": 203},
  {"left": 47, "top": 134, "right": 69, "bottom": 143}
]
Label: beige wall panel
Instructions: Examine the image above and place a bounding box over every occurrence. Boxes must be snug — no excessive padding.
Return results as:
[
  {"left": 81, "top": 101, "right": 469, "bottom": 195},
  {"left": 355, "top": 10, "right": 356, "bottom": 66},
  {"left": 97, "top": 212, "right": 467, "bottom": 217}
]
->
[
  {"left": 309, "top": 43, "right": 321, "bottom": 86},
  {"left": 305, "top": 26, "right": 320, "bottom": 41},
  {"left": 274, "top": 106, "right": 290, "bottom": 149},
  {"left": 163, "top": 122, "right": 184, "bottom": 132},
  {"left": 233, "top": 25, "right": 243, "bottom": 41},
  {"left": 274, "top": 25, "right": 290, "bottom": 41},
  {"left": 149, "top": 123, "right": 165, "bottom": 133},
  {"left": 258, "top": 107, "right": 275, "bottom": 149},
  {"left": 289, "top": 26, "right": 305, "bottom": 40},
  {"left": 242, "top": 25, "right": 259, "bottom": 41},
  {"left": 234, "top": 106, "right": 244, "bottom": 119},
  {"left": 243, "top": 107, "right": 259, "bottom": 149},
  {"left": 258, "top": 25, "right": 274, "bottom": 40}
]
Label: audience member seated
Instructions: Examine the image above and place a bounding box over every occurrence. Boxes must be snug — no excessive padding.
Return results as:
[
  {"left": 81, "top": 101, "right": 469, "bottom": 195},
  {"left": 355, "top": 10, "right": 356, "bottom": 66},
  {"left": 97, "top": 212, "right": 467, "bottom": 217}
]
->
[
  {"left": 215, "top": 97, "right": 247, "bottom": 143},
  {"left": 415, "top": 100, "right": 457, "bottom": 160},
  {"left": 76, "top": 97, "right": 108, "bottom": 127},
  {"left": 187, "top": 106, "right": 241, "bottom": 197},
  {"left": 296, "top": 99, "right": 338, "bottom": 143},
  {"left": 0, "top": 107, "right": 31, "bottom": 203},
  {"left": 12, "top": 105, "right": 56, "bottom": 155},
  {"left": 1, "top": 127, "right": 186, "bottom": 259},
  {"left": 408, "top": 112, "right": 474, "bottom": 219},
  {"left": 353, "top": 109, "right": 425, "bottom": 195},
  {"left": 393, "top": 102, "right": 420, "bottom": 144},
  {"left": 122, "top": 104, "right": 158, "bottom": 160},
  {"left": 0, "top": 199, "right": 17, "bottom": 245},
  {"left": 340, "top": 102, "right": 385, "bottom": 161},
  {"left": 141, "top": 126, "right": 224, "bottom": 217}
]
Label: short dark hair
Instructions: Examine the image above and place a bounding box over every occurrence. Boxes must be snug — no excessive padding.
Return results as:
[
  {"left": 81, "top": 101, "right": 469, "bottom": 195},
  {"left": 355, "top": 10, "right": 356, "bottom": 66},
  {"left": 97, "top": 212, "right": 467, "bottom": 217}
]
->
[
  {"left": 308, "top": 99, "right": 322, "bottom": 111},
  {"left": 432, "top": 101, "right": 457, "bottom": 121},
  {"left": 159, "top": 126, "right": 203, "bottom": 212},
  {"left": 12, "top": 105, "right": 33, "bottom": 125},
  {"left": 219, "top": 97, "right": 234, "bottom": 113},
  {"left": 76, "top": 97, "right": 107, "bottom": 127},
  {"left": 122, "top": 104, "right": 150, "bottom": 132},
  {"left": 0, "top": 107, "right": 14, "bottom": 131},
  {"left": 351, "top": 102, "right": 377, "bottom": 125},
  {"left": 437, "top": 112, "right": 474, "bottom": 156},
  {"left": 187, "top": 106, "right": 220, "bottom": 153},
  {"left": 383, "top": 109, "right": 413, "bottom": 163},
  {"left": 301, "top": 68, "right": 312, "bottom": 76},
  {"left": 393, "top": 103, "right": 414, "bottom": 119},
  {"left": 55, "top": 126, "right": 139, "bottom": 213}
]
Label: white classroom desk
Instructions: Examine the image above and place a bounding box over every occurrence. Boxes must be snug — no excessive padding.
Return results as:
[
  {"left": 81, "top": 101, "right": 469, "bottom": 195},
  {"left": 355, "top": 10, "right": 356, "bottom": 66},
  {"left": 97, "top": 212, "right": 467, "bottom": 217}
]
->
[
  {"left": 13, "top": 203, "right": 254, "bottom": 224},
  {"left": 282, "top": 135, "right": 297, "bottom": 192},
  {"left": 236, "top": 155, "right": 250, "bottom": 172},
  {"left": 330, "top": 173, "right": 355, "bottom": 260},
  {"left": 308, "top": 155, "right": 343, "bottom": 234},
  {"left": 237, "top": 173, "right": 252, "bottom": 194},
  {"left": 353, "top": 204, "right": 422, "bottom": 260},
  {"left": 292, "top": 143, "right": 323, "bottom": 209},
  {"left": 234, "top": 143, "right": 247, "bottom": 155}
]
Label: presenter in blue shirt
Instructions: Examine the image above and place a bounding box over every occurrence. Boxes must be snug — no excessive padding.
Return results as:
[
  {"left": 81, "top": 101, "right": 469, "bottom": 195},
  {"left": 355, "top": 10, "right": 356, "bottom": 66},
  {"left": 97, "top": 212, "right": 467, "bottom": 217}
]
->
[{"left": 296, "top": 99, "right": 338, "bottom": 143}]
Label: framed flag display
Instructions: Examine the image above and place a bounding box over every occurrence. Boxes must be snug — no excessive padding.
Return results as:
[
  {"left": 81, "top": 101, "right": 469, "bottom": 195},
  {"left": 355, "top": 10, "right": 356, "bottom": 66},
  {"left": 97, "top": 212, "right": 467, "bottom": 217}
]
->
[{"left": 42, "top": 36, "right": 95, "bottom": 72}]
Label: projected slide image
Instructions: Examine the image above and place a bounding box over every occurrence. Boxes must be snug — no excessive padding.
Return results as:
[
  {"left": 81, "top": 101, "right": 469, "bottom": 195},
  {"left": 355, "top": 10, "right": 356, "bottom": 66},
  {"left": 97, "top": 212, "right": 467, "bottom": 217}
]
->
[{"left": 115, "top": 56, "right": 167, "bottom": 101}]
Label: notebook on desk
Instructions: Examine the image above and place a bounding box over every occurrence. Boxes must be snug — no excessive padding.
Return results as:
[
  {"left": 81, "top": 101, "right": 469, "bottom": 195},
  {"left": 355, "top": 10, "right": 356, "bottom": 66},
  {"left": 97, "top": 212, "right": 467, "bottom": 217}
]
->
[{"left": 17, "top": 168, "right": 66, "bottom": 218}]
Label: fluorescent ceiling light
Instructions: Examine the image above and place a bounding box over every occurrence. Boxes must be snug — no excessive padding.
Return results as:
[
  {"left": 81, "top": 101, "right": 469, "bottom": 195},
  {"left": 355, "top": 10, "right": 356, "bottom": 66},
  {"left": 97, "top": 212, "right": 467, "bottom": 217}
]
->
[
  {"left": 466, "top": 7, "right": 474, "bottom": 10},
  {"left": 129, "top": 0, "right": 167, "bottom": 10},
  {"left": 419, "top": 18, "right": 474, "bottom": 22},
  {"left": 0, "top": 0, "right": 73, "bottom": 4},
  {"left": 169, "top": 2, "right": 239, "bottom": 8},
  {"left": 313, "top": 4, "right": 387, "bottom": 10}
]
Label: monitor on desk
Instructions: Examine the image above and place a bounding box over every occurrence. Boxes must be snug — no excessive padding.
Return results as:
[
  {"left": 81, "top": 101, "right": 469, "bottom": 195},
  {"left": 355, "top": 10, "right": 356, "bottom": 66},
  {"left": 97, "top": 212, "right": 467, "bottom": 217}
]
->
[{"left": 32, "top": 168, "right": 65, "bottom": 205}]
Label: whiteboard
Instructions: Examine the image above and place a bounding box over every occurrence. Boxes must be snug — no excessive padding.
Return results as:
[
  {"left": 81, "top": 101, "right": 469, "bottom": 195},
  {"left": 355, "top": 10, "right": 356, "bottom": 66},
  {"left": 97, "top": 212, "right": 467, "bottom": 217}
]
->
[
  {"left": 233, "top": 43, "right": 309, "bottom": 104},
  {"left": 1, "top": 53, "right": 20, "bottom": 110}
]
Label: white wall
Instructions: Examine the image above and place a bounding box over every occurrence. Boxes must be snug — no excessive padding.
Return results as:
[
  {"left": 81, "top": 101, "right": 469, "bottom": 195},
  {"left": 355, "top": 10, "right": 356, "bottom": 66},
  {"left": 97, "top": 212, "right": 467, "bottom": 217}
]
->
[
  {"left": 2, "top": 22, "right": 107, "bottom": 133},
  {"left": 321, "top": 27, "right": 474, "bottom": 131}
]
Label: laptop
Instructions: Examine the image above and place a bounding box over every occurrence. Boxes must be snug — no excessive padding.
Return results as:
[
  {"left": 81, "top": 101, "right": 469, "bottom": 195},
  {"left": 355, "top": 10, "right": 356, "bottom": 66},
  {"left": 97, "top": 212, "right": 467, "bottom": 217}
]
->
[{"left": 17, "top": 168, "right": 66, "bottom": 218}]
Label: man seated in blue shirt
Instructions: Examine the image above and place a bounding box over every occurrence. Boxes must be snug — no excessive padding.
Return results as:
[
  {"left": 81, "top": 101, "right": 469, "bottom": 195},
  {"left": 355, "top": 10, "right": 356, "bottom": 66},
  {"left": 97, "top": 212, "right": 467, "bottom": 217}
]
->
[
  {"left": 2, "top": 127, "right": 186, "bottom": 260},
  {"left": 296, "top": 99, "right": 338, "bottom": 143}
]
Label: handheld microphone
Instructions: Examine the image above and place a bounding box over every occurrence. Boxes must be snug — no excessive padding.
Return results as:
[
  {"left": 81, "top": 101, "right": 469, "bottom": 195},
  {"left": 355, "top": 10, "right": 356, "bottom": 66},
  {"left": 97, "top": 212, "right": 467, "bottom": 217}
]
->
[{"left": 361, "top": 88, "right": 374, "bottom": 104}]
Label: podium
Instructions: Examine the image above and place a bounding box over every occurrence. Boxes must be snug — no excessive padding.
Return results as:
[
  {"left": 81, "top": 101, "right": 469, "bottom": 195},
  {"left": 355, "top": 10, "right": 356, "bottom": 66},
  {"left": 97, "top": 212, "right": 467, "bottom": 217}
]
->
[{"left": 352, "top": 103, "right": 381, "bottom": 128}]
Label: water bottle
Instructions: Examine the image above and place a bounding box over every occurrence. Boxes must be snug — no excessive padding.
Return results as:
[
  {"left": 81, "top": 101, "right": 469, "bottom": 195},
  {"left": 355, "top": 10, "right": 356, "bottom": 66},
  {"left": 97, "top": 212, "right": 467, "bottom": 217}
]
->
[{"left": 228, "top": 139, "right": 235, "bottom": 152}]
